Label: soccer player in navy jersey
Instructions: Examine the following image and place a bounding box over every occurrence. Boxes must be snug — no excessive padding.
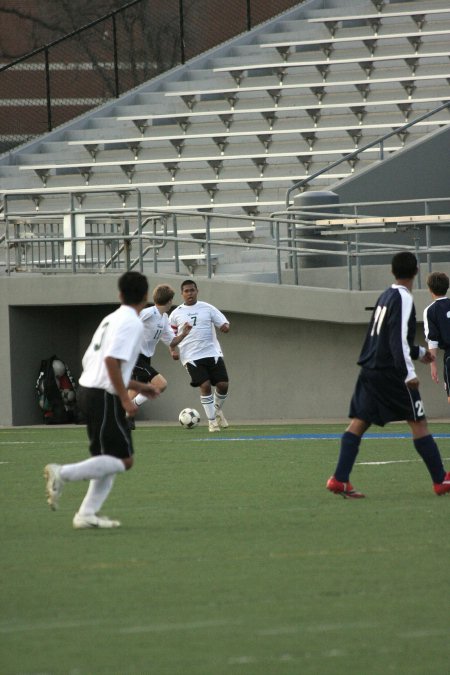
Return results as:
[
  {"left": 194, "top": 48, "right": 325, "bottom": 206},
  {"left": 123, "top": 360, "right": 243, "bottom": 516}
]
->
[
  {"left": 44, "top": 272, "right": 160, "bottom": 528},
  {"left": 327, "top": 251, "right": 450, "bottom": 498},
  {"left": 423, "top": 272, "right": 450, "bottom": 405}
]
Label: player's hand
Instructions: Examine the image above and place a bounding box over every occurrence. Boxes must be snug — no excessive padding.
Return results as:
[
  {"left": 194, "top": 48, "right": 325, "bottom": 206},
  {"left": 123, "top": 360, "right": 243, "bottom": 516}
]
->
[
  {"left": 430, "top": 362, "right": 439, "bottom": 383},
  {"left": 406, "top": 377, "right": 420, "bottom": 390},
  {"left": 170, "top": 349, "right": 180, "bottom": 360},
  {"left": 122, "top": 397, "right": 138, "bottom": 415},
  {"left": 420, "top": 350, "right": 435, "bottom": 364}
]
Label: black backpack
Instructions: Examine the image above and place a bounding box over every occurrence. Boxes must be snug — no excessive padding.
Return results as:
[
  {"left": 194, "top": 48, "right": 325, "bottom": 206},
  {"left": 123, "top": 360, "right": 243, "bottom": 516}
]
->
[{"left": 36, "top": 355, "right": 78, "bottom": 424}]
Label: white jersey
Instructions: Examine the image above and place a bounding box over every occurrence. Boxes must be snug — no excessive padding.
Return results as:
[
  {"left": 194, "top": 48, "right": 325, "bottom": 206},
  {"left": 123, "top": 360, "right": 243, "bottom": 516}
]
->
[
  {"left": 79, "top": 304, "right": 144, "bottom": 394},
  {"left": 139, "top": 305, "right": 175, "bottom": 357},
  {"left": 170, "top": 300, "right": 229, "bottom": 365}
]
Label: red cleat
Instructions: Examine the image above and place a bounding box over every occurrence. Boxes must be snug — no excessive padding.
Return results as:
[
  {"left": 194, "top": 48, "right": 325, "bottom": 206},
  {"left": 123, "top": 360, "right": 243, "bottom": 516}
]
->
[
  {"left": 433, "top": 472, "right": 450, "bottom": 496},
  {"left": 326, "top": 475, "right": 365, "bottom": 499}
]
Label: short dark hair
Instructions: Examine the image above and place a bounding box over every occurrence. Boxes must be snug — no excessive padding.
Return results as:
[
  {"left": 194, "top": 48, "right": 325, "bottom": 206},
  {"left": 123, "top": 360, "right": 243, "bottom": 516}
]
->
[
  {"left": 391, "top": 251, "right": 418, "bottom": 280},
  {"left": 153, "top": 284, "right": 175, "bottom": 305},
  {"left": 181, "top": 279, "right": 197, "bottom": 291},
  {"left": 118, "top": 271, "right": 148, "bottom": 305},
  {"left": 427, "top": 271, "right": 449, "bottom": 296}
]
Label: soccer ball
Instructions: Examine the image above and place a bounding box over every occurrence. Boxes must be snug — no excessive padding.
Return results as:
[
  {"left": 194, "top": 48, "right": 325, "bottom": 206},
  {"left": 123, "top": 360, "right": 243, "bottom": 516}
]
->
[{"left": 178, "top": 408, "right": 200, "bottom": 428}]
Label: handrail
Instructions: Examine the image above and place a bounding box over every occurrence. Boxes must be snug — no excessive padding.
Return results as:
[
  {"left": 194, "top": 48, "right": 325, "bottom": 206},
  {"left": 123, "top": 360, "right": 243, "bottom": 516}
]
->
[
  {"left": 2, "top": 195, "right": 450, "bottom": 288},
  {"left": 285, "top": 100, "right": 450, "bottom": 208}
]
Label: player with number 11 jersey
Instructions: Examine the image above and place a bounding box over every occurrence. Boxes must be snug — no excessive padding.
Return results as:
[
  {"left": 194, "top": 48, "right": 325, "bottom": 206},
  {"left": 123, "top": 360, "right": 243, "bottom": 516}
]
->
[{"left": 358, "top": 284, "right": 425, "bottom": 385}]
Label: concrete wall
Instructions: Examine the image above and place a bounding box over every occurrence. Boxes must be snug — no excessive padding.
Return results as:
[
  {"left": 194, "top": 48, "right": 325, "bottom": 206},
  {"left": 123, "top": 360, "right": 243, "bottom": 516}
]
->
[
  {"left": 334, "top": 125, "right": 450, "bottom": 209},
  {"left": 1, "top": 272, "right": 449, "bottom": 426}
]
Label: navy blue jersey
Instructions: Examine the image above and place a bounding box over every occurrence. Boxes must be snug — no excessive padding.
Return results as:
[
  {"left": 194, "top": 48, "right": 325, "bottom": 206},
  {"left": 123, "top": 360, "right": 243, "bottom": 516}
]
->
[
  {"left": 423, "top": 297, "right": 450, "bottom": 351},
  {"left": 358, "top": 284, "right": 421, "bottom": 381}
]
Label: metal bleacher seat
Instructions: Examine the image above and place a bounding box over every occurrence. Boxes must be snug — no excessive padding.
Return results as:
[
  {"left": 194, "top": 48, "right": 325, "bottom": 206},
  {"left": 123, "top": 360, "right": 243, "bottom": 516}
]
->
[
  {"left": 3, "top": 0, "right": 450, "bottom": 225},
  {"left": 211, "top": 49, "right": 450, "bottom": 85},
  {"left": 259, "top": 28, "right": 450, "bottom": 61},
  {"left": 306, "top": 6, "right": 450, "bottom": 38}
]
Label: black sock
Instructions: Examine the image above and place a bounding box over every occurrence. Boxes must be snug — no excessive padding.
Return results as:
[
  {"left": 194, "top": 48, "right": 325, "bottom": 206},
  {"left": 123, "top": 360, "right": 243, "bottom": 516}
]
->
[
  {"left": 413, "top": 435, "right": 445, "bottom": 484},
  {"left": 334, "top": 431, "right": 361, "bottom": 482}
]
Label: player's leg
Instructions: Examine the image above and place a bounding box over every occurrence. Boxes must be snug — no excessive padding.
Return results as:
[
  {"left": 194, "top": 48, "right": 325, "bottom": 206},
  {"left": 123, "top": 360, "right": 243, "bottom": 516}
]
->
[
  {"left": 210, "top": 358, "right": 230, "bottom": 428},
  {"left": 326, "top": 369, "right": 373, "bottom": 498},
  {"left": 199, "top": 380, "right": 220, "bottom": 431},
  {"left": 44, "top": 388, "right": 132, "bottom": 524},
  {"left": 187, "top": 360, "right": 220, "bottom": 431},
  {"left": 73, "top": 391, "right": 134, "bottom": 526},
  {"left": 408, "top": 417, "right": 450, "bottom": 494},
  {"left": 128, "top": 356, "right": 153, "bottom": 428},
  {"left": 326, "top": 417, "right": 369, "bottom": 498},
  {"left": 133, "top": 367, "right": 166, "bottom": 407}
]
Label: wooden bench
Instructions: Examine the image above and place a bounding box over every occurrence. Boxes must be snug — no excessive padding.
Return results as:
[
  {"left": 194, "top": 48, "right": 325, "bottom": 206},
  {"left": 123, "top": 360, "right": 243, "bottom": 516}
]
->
[{"left": 316, "top": 214, "right": 450, "bottom": 227}]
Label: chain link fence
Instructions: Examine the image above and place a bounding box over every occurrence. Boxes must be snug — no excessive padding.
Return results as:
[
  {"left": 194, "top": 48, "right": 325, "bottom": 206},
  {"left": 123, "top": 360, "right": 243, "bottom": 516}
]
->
[{"left": 0, "top": 0, "right": 304, "bottom": 155}]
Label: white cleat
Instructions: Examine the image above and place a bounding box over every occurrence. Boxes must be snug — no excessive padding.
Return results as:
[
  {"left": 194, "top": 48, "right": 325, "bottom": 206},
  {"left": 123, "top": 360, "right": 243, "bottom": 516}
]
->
[
  {"left": 208, "top": 420, "right": 221, "bottom": 433},
  {"left": 44, "top": 463, "right": 64, "bottom": 511},
  {"left": 73, "top": 513, "right": 121, "bottom": 529},
  {"left": 215, "top": 408, "right": 229, "bottom": 428}
]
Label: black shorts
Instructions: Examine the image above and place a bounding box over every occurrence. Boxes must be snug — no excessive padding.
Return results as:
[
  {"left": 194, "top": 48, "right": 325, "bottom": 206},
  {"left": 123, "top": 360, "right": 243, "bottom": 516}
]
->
[
  {"left": 349, "top": 367, "right": 426, "bottom": 427},
  {"left": 132, "top": 353, "right": 159, "bottom": 383},
  {"left": 185, "top": 357, "right": 229, "bottom": 388},
  {"left": 443, "top": 352, "right": 450, "bottom": 396},
  {"left": 77, "top": 385, "right": 134, "bottom": 460}
]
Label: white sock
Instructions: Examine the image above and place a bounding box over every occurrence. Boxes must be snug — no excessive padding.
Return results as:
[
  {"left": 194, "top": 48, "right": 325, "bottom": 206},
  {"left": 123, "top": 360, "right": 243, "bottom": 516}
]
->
[
  {"left": 133, "top": 394, "right": 147, "bottom": 407},
  {"left": 200, "top": 394, "right": 216, "bottom": 421},
  {"left": 60, "top": 455, "right": 125, "bottom": 482},
  {"left": 77, "top": 474, "right": 116, "bottom": 516},
  {"left": 214, "top": 391, "right": 228, "bottom": 410}
]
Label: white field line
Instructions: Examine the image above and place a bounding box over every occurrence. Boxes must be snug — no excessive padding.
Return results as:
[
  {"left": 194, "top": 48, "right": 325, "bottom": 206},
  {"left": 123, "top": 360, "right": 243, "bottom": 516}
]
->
[{"left": 0, "top": 617, "right": 240, "bottom": 635}]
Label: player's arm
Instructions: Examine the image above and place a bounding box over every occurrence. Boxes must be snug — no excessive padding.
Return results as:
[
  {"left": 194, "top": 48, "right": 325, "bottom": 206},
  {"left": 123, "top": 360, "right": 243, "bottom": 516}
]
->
[
  {"left": 388, "top": 293, "right": 419, "bottom": 386},
  {"left": 427, "top": 347, "right": 439, "bottom": 382},
  {"left": 211, "top": 306, "right": 230, "bottom": 332},
  {"left": 170, "top": 322, "right": 192, "bottom": 347},
  {"left": 129, "top": 379, "right": 161, "bottom": 398},
  {"left": 169, "top": 312, "right": 183, "bottom": 359}
]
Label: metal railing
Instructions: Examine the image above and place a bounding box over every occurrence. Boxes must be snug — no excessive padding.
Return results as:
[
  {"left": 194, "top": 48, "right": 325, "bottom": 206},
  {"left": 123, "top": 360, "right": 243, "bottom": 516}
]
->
[
  {"left": 285, "top": 100, "right": 450, "bottom": 208},
  {"left": 2, "top": 191, "right": 450, "bottom": 290},
  {"left": 0, "top": 0, "right": 304, "bottom": 155}
]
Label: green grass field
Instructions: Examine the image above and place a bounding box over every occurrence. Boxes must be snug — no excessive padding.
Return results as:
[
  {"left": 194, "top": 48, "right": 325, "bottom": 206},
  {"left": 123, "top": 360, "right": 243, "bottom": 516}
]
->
[{"left": 1, "top": 422, "right": 450, "bottom": 675}]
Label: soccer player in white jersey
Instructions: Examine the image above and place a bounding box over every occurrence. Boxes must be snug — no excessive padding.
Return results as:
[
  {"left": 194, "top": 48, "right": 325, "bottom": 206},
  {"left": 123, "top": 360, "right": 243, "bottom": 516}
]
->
[
  {"left": 127, "top": 284, "right": 191, "bottom": 428},
  {"left": 170, "top": 279, "right": 230, "bottom": 432},
  {"left": 44, "top": 272, "right": 160, "bottom": 529}
]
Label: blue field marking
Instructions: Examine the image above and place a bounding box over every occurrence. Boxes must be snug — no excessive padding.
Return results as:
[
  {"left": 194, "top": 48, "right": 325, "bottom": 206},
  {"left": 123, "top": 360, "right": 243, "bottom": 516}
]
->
[{"left": 199, "top": 432, "right": 450, "bottom": 442}]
